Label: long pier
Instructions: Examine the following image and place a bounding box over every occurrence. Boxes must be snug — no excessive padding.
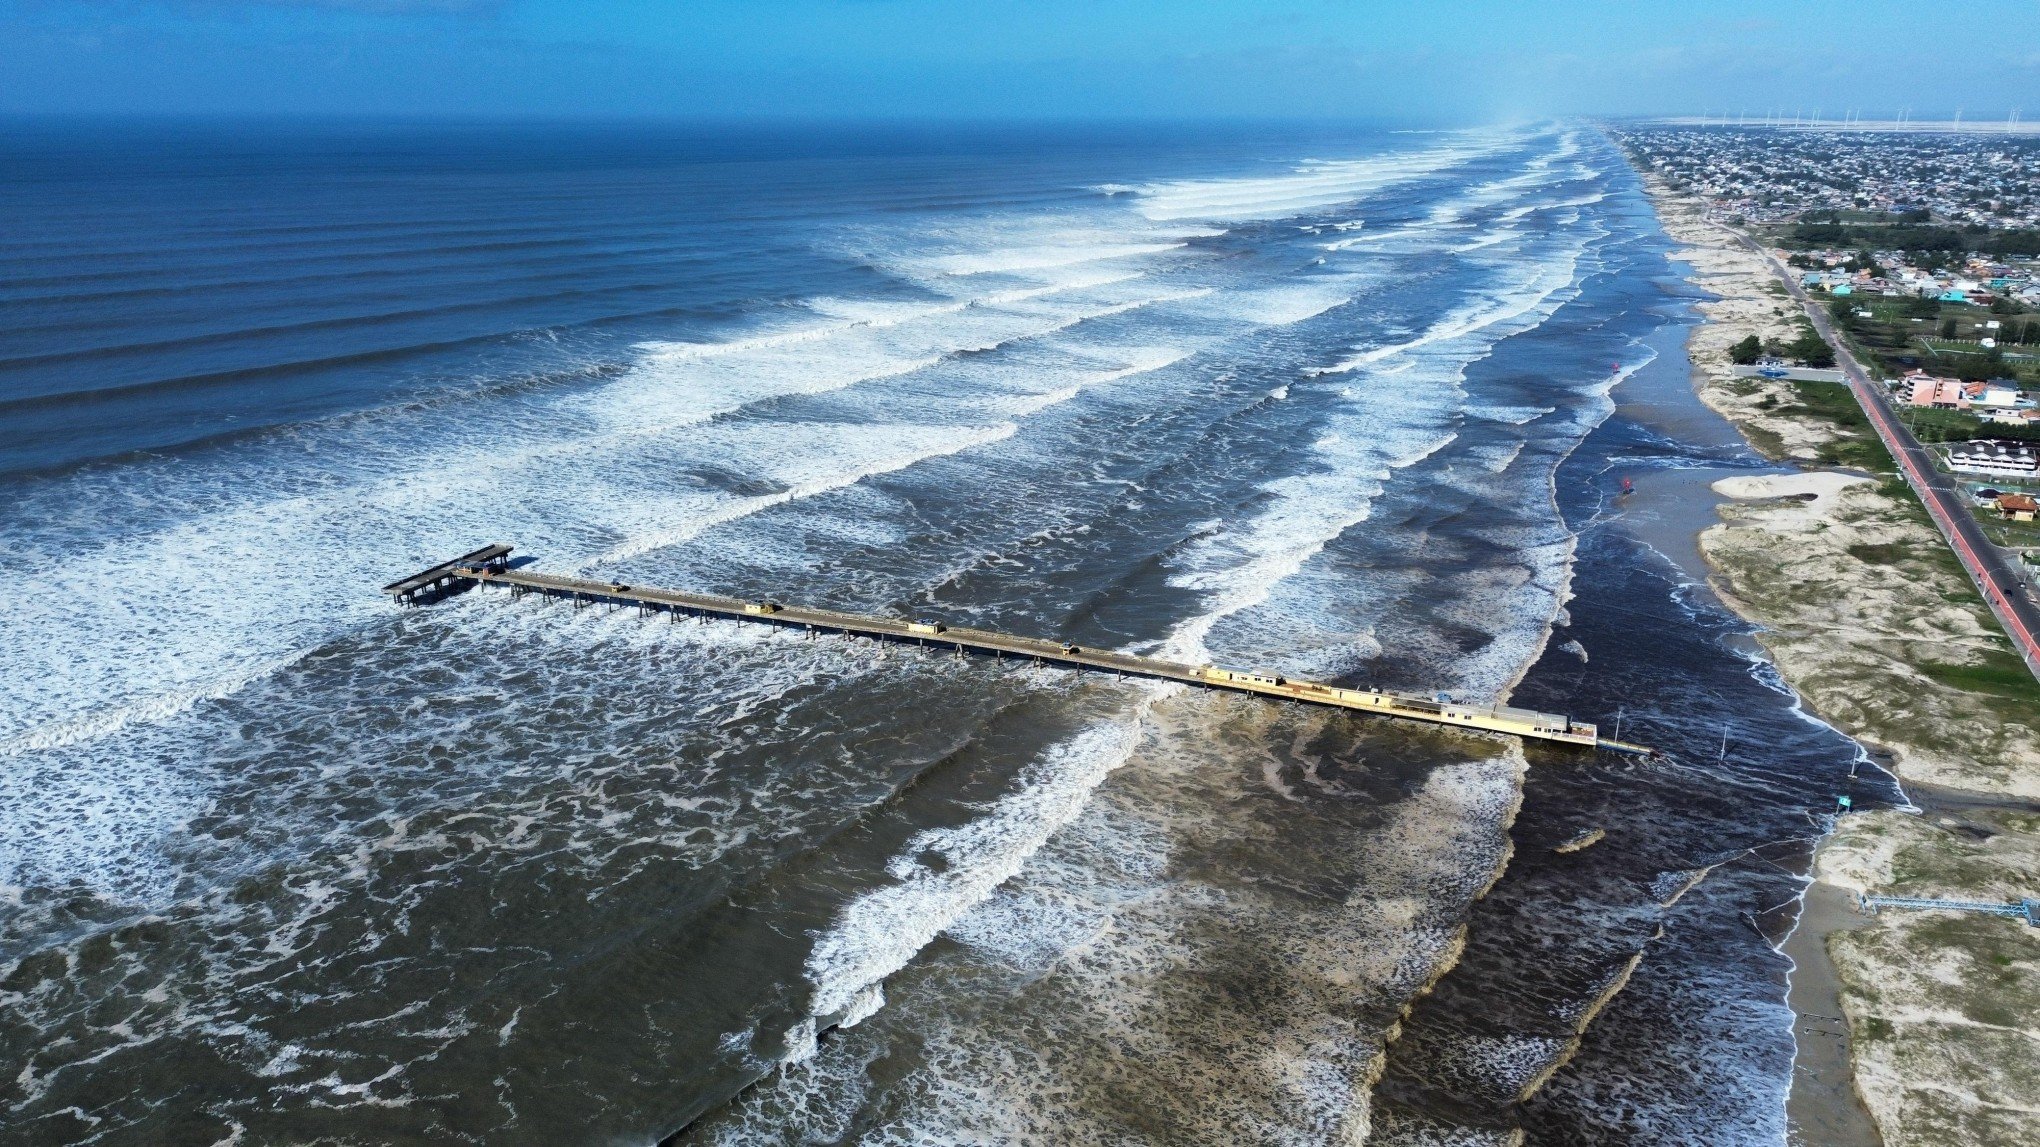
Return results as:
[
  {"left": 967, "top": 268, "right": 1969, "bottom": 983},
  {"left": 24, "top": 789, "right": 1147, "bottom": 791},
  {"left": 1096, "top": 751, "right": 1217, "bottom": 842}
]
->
[{"left": 386, "top": 546, "right": 1653, "bottom": 756}]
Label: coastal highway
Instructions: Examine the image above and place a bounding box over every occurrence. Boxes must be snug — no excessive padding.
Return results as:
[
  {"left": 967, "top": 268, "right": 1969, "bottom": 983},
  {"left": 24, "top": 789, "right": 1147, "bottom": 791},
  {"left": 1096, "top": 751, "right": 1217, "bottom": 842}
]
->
[{"left": 1745, "top": 235, "right": 2040, "bottom": 679}]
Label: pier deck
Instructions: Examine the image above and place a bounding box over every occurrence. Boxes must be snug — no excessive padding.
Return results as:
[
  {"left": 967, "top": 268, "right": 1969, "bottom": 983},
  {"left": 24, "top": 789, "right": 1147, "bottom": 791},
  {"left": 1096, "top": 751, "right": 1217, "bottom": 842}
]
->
[
  {"left": 387, "top": 546, "right": 1653, "bottom": 755},
  {"left": 381, "top": 543, "right": 514, "bottom": 605}
]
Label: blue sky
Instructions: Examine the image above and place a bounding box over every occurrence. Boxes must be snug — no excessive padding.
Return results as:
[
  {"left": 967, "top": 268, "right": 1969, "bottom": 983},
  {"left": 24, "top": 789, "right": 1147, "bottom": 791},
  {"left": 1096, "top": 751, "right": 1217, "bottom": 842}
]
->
[{"left": 7, "top": 0, "right": 2039, "bottom": 121}]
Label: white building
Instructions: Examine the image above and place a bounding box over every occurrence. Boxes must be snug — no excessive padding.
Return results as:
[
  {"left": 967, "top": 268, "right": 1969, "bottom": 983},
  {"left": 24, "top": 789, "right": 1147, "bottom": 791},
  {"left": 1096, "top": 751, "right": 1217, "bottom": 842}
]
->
[{"left": 1947, "top": 440, "right": 2040, "bottom": 478}]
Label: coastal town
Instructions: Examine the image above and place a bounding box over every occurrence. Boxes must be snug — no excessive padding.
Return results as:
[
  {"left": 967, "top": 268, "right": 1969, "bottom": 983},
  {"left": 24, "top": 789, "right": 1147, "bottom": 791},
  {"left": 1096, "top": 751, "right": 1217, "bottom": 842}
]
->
[
  {"left": 1615, "top": 123, "right": 2040, "bottom": 1147},
  {"left": 1620, "top": 125, "right": 2040, "bottom": 230},
  {"left": 1623, "top": 125, "right": 2040, "bottom": 543}
]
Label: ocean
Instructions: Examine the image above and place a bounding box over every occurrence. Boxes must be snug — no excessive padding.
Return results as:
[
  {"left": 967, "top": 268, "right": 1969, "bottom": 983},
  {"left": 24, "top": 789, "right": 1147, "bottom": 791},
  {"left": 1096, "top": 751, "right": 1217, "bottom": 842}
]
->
[{"left": 0, "top": 119, "right": 1891, "bottom": 1144}]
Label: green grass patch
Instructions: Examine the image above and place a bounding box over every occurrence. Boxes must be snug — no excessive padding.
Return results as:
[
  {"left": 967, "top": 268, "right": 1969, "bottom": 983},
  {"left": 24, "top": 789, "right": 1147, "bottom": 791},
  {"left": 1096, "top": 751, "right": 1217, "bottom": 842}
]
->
[
  {"left": 1847, "top": 542, "right": 1912, "bottom": 565},
  {"left": 1785, "top": 379, "right": 1870, "bottom": 428},
  {"left": 1816, "top": 436, "right": 1894, "bottom": 471},
  {"left": 1918, "top": 648, "right": 2040, "bottom": 702},
  {"left": 1897, "top": 406, "right": 2022, "bottom": 445},
  {"left": 1740, "top": 422, "right": 1787, "bottom": 460}
]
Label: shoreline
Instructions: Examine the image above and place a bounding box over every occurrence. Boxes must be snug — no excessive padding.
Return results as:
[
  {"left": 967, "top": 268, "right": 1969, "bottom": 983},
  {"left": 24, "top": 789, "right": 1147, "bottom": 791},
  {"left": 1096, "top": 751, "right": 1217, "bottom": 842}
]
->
[
  {"left": 1629, "top": 161, "right": 2040, "bottom": 1147},
  {"left": 1355, "top": 160, "right": 1864, "bottom": 1142},
  {"left": 1642, "top": 184, "right": 1893, "bottom": 1147}
]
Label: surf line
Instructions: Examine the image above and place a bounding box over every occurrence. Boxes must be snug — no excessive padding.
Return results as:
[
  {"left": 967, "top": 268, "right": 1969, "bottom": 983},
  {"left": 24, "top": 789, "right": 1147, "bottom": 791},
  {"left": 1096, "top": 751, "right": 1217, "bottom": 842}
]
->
[{"left": 385, "top": 547, "right": 1652, "bottom": 755}]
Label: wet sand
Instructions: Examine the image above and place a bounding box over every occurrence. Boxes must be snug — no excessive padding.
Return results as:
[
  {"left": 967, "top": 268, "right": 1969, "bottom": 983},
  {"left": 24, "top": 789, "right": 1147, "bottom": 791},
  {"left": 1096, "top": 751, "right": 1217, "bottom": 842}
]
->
[
  {"left": 1782, "top": 881, "right": 1883, "bottom": 1147},
  {"left": 1598, "top": 289, "right": 1788, "bottom": 586}
]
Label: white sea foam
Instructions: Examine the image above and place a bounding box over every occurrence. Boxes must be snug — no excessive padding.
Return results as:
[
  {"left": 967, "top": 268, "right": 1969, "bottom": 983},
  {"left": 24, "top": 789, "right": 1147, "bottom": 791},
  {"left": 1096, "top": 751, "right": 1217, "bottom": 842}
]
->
[
  {"left": 0, "top": 273, "right": 1208, "bottom": 761},
  {"left": 713, "top": 741, "right": 1527, "bottom": 1145},
  {"left": 803, "top": 715, "right": 1151, "bottom": 1020},
  {"left": 782, "top": 226, "right": 1598, "bottom": 1058},
  {"left": 632, "top": 271, "right": 1142, "bottom": 361},
  {"left": 919, "top": 242, "right": 1186, "bottom": 276},
  {"left": 0, "top": 736, "right": 210, "bottom": 901},
  {"left": 1157, "top": 421, "right": 1456, "bottom": 668},
  {"left": 582, "top": 422, "right": 1021, "bottom": 569},
  {"left": 776, "top": 169, "right": 1606, "bottom": 1053},
  {"left": 1131, "top": 134, "right": 1514, "bottom": 222},
  {"left": 1467, "top": 402, "right": 1558, "bottom": 427},
  {"left": 1315, "top": 255, "right": 1585, "bottom": 376},
  {"left": 778, "top": 1017, "right": 819, "bottom": 1066},
  {"left": 1319, "top": 135, "right": 1590, "bottom": 253},
  {"left": 2, "top": 133, "right": 1594, "bottom": 783},
  {"left": 1180, "top": 279, "right": 1357, "bottom": 327}
]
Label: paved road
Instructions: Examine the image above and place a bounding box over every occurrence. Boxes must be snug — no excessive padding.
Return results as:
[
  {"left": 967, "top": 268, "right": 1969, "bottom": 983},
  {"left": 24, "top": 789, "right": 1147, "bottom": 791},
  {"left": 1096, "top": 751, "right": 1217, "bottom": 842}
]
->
[{"left": 1741, "top": 237, "right": 2040, "bottom": 679}]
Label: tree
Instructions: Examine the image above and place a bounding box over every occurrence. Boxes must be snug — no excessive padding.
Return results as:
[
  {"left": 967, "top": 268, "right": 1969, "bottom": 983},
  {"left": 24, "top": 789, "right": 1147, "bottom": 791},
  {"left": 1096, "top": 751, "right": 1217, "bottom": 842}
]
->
[
  {"left": 1790, "top": 329, "right": 1836, "bottom": 368},
  {"left": 1729, "top": 334, "right": 1763, "bottom": 365},
  {"left": 1941, "top": 318, "right": 1960, "bottom": 339},
  {"left": 1953, "top": 355, "right": 1999, "bottom": 382},
  {"left": 1794, "top": 222, "right": 1850, "bottom": 246}
]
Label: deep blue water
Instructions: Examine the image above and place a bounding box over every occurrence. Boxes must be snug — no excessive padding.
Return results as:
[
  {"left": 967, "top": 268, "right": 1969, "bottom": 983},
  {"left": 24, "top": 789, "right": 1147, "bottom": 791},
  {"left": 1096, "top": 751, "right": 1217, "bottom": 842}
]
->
[
  {"left": 1, "top": 119, "right": 1449, "bottom": 475},
  {"left": 0, "top": 119, "right": 1882, "bottom": 1145}
]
